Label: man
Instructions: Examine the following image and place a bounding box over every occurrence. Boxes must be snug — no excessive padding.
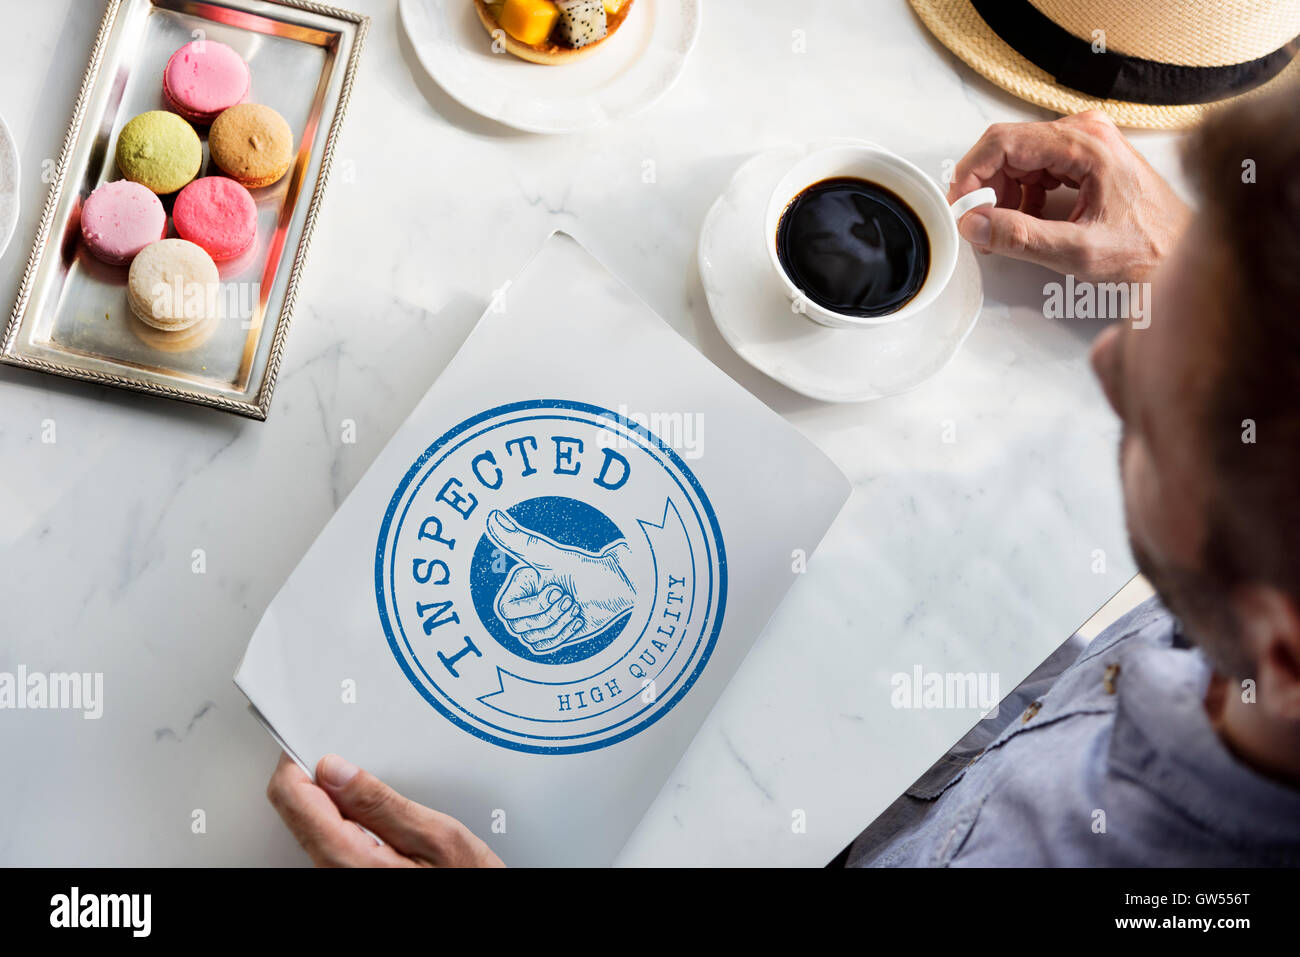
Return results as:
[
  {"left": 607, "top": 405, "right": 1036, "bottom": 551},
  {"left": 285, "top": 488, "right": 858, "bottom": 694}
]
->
[{"left": 266, "top": 88, "right": 1300, "bottom": 866}]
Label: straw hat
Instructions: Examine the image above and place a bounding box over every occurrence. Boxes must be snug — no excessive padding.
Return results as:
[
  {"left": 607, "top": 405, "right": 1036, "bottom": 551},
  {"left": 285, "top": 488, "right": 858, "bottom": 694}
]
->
[{"left": 908, "top": 0, "right": 1300, "bottom": 129}]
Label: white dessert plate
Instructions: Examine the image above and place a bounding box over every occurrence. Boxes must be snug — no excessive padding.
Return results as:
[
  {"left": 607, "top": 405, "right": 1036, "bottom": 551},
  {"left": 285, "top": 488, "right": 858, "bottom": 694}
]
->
[
  {"left": 0, "top": 113, "right": 19, "bottom": 261},
  {"left": 698, "top": 144, "right": 985, "bottom": 403},
  {"left": 399, "top": 0, "right": 700, "bottom": 133}
]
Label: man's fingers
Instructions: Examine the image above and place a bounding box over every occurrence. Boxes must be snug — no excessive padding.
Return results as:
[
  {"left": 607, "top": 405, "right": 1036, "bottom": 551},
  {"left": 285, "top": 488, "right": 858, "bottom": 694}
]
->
[
  {"left": 981, "top": 168, "right": 1021, "bottom": 210},
  {"left": 269, "top": 753, "right": 504, "bottom": 867},
  {"left": 515, "top": 603, "right": 580, "bottom": 644},
  {"left": 1022, "top": 169, "right": 1062, "bottom": 190},
  {"left": 508, "top": 593, "right": 574, "bottom": 631},
  {"left": 499, "top": 580, "right": 563, "bottom": 620},
  {"left": 957, "top": 206, "right": 1088, "bottom": 273},
  {"left": 948, "top": 120, "right": 1100, "bottom": 204},
  {"left": 530, "top": 616, "right": 586, "bottom": 653},
  {"left": 1020, "top": 183, "right": 1048, "bottom": 218},
  {"left": 266, "top": 754, "right": 406, "bottom": 867},
  {"left": 315, "top": 755, "right": 501, "bottom": 867}
]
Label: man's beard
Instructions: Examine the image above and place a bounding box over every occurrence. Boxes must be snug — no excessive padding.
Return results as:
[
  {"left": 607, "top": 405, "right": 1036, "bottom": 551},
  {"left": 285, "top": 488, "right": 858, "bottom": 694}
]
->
[
  {"left": 1128, "top": 521, "right": 1255, "bottom": 679},
  {"left": 1120, "top": 428, "right": 1256, "bottom": 679}
]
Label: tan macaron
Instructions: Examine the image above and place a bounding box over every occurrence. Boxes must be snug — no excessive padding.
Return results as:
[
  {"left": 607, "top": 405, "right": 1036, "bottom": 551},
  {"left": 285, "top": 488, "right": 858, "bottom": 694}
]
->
[
  {"left": 208, "top": 103, "right": 293, "bottom": 188},
  {"left": 127, "top": 239, "right": 220, "bottom": 332}
]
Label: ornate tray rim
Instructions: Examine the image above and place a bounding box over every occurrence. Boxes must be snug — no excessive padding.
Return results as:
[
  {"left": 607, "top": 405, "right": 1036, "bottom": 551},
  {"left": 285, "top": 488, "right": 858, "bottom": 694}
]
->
[{"left": 0, "top": 0, "right": 371, "bottom": 420}]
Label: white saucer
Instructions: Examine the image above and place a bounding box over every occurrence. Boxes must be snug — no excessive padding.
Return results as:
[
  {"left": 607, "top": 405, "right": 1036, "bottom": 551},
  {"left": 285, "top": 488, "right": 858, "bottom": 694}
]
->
[
  {"left": 698, "top": 145, "right": 984, "bottom": 403},
  {"left": 400, "top": 0, "right": 700, "bottom": 134},
  {"left": 0, "top": 113, "right": 19, "bottom": 261}
]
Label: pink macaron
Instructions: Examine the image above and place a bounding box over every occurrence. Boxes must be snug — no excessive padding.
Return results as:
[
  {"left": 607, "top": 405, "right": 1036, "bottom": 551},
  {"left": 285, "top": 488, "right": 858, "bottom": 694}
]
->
[
  {"left": 172, "top": 176, "right": 258, "bottom": 261},
  {"left": 80, "top": 180, "right": 167, "bottom": 266},
  {"left": 162, "top": 40, "right": 250, "bottom": 125}
]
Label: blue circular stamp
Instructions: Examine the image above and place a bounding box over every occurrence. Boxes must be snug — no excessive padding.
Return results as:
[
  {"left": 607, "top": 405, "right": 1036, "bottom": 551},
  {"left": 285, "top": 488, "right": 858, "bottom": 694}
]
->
[{"left": 375, "top": 400, "right": 727, "bottom": 754}]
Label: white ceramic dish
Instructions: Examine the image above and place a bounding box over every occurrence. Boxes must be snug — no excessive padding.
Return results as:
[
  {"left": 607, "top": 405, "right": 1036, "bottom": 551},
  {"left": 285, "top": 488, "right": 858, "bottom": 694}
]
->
[
  {"left": 399, "top": 0, "right": 700, "bottom": 133},
  {"left": 700, "top": 145, "right": 985, "bottom": 403}
]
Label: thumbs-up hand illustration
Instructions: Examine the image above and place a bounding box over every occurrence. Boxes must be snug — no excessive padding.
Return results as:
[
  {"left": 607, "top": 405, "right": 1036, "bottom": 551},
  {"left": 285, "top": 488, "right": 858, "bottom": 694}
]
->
[{"left": 485, "top": 509, "right": 639, "bottom": 655}]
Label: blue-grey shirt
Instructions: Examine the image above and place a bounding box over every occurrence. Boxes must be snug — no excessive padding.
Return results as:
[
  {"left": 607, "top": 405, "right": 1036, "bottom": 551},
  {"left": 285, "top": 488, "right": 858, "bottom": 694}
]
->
[{"left": 849, "top": 597, "right": 1300, "bottom": 866}]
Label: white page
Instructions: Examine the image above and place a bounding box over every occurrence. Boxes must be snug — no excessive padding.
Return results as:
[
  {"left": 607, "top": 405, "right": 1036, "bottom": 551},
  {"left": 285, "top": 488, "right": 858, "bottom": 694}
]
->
[{"left": 236, "top": 232, "right": 850, "bottom": 865}]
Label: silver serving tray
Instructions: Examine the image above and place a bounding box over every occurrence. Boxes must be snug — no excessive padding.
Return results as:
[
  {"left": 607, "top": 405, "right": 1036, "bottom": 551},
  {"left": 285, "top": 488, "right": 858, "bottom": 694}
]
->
[{"left": 2, "top": 0, "right": 368, "bottom": 419}]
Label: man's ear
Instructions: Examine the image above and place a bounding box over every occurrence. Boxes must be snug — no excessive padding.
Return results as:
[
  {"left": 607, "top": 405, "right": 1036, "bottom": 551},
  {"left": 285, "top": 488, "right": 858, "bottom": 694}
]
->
[{"left": 1238, "top": 585, "right": 1300, "bottom": 721}]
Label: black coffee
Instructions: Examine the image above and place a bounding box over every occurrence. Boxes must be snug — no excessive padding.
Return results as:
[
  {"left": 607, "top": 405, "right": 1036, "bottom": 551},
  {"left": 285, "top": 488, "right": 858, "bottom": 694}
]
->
[{"left": 776, "top": 177, "right": 930, "bottom": 318}]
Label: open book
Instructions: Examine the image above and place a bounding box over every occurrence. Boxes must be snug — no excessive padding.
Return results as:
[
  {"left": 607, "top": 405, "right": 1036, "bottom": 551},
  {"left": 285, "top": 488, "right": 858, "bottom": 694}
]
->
[{"left": 236, "top": 233, "right": 850, "bottom": 865}]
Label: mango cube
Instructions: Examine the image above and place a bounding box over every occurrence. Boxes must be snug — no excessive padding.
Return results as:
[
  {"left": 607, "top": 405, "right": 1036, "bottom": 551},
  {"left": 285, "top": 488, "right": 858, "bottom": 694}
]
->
[
  {"left": 603, "top": 0, "right": 626, "bottom": 13},
  {"left": 499, "top": 0, "right": 559, "bottom": 45}
]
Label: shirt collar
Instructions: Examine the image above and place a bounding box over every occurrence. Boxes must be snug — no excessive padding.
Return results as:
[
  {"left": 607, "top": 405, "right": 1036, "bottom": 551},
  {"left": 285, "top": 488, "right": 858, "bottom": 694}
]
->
[{"left": 1109, "top": 622, "right": 1300, "bottom": 850}]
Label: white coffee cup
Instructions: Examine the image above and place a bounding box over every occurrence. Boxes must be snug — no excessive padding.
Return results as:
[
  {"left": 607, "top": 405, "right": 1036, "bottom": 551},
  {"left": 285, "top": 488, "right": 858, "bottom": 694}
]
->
[{"left": 765, "top": 144, "right": 996, "bottom": 329}]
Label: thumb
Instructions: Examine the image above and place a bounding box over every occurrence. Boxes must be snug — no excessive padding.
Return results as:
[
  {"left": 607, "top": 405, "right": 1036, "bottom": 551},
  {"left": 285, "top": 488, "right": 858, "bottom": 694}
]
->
[
  {"left": 958, "top": 207, "right": 1086, "bottom": 274},
  {"left": 485, "top": 509, "right": 559, "bottom": 568},
  {"left": 315, "top": 753, "right": 427, "bottom": 849},
  {"left": 316, "top": 754, "right": 500, "bottom": 866}
]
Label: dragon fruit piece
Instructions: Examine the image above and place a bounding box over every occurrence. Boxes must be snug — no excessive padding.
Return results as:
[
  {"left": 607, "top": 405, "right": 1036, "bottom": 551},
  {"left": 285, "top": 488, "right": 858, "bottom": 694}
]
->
[{"left": 555, "top": 0, "right": 607, "bottom": 48}]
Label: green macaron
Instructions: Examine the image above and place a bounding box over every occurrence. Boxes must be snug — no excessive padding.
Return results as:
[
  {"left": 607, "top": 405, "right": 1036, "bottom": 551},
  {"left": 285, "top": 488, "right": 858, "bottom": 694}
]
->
[{"left": 115, "top": 110, "right": 202, "bottom": 195}]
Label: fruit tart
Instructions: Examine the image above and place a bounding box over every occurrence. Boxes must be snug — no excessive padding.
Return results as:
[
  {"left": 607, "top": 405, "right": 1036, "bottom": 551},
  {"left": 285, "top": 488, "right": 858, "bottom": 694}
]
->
[{"left": 474, "top": 0, "right": 635, "bottom": 64}]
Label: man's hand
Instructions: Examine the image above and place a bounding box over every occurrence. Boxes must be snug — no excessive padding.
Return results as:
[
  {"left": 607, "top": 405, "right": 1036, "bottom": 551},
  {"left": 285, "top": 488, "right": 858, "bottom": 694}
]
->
[
  {"left": 486, "top": 509, "right": 638, "bottom": 655},
  {"left": 948, "top": 111, "right": 1190, "bottom": 281},
  {"left": 267, "top": 753, "right": 504, "bottom": 868}
]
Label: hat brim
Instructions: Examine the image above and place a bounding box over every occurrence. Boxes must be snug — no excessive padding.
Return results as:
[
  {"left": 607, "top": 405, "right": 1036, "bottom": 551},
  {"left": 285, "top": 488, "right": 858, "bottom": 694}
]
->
[{"left": 909, "top": 0, "right": 1300, "bottom": 130}]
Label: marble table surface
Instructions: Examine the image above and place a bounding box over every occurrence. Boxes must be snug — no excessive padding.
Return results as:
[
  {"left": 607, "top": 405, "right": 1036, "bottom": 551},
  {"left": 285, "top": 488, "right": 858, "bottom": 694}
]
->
[{"left": 0, "top": 0, "right": 1184, "bottom": 866}]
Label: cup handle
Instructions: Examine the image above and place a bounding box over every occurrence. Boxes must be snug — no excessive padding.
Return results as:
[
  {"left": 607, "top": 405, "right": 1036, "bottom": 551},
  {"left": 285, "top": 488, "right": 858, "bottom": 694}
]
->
[{"left": 949, "top": 186, "right": 998, "bottom": 221}]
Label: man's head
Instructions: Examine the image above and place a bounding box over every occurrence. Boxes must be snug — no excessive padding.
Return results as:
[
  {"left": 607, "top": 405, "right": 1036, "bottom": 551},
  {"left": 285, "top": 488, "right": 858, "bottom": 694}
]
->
[{"left": 1090, "top": 85, "right": 1300, "bottom": 717}]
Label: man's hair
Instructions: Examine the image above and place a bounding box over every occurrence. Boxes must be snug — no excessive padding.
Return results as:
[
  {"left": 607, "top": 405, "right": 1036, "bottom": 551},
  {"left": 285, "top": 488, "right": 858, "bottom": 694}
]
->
[{"left": 1184, "top": 84, "right": 1300, "bottom": 604}]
